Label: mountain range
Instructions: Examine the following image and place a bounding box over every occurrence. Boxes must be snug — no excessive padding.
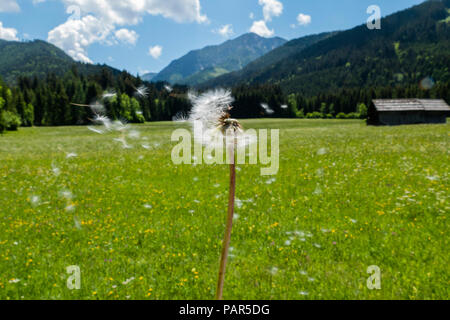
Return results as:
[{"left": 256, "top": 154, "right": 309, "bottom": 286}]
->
[
  {"left": 205, "top": 0, "right": 450, "bottom": 96},
  {"left": 151, "top": 33, "right": 287, "bottom": 85}
]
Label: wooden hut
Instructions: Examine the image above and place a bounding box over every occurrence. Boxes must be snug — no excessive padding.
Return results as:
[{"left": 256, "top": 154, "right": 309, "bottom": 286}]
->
[{"left": 368, "top": 99, "right": 450, "bottom": 125}]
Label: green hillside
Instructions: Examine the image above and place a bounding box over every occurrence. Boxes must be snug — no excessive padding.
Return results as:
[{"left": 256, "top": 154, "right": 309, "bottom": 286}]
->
[{"left": 0, "top": 39, "right": 120, "bottom": 85}]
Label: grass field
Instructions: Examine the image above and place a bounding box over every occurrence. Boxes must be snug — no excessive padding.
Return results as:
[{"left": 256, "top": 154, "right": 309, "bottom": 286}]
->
[{"left": 0, "top": 119, "right": 448, "bottom": 300}]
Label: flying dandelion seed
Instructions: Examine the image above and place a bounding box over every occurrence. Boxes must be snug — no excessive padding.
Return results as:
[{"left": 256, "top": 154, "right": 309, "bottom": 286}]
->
[
  {"left": 141, "top": 144, "right": 151, "bottom": 150},
  {"left": 143, "top": 204, "right": 153, "bottom": 209},
  {"left": 111, "top": 120, "right": 130, "bottom": 133},
  {"left": 266, "top": 178, "right": 276, "bottom": 184},
  {"left": 299, "top": 270, "right": 308, "bottom": 276},
  {"left": 87, "top": 126, "right": 104, "bottom": 134},
  {"left": 261, "top": 103, "right": 274, "bottom": 115},
  {"left": 134, "top": 85, "right": 149, "bottom": 98},
  {"left": 66, "top": 153, "right": 78, "bottom": 159},
  {"left": 114, "top": 136, "right": 132, "bottom": 149},
  {"left": 92, "top": 114, "right": 112, "bottom": 130},
  {"left": 164, "top": 85, "right": 173, "bottom": 93},
  {"left": 281, "top": 104, "right": 288, "bottom": 109},
  {"left": 102, "top": 90, "right": 117, "bottom": 100},
  {"left": 299, "top": 291, "right": 309, "bottom": 296}
]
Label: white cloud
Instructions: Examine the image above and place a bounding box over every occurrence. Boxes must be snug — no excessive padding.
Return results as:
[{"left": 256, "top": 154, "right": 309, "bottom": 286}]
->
[
  {"left": 250, "top": 20, "right": 274, "bottom": 38},
  {"left": 148, "top": 45, "right": 162, "bottom": 59},
  {"left": 297, "top": 13, "right": 311, "bottom": 26},
  {"left": 0, "top": 21, "right": 19, "bottom": 41},
  {"left": 60, "top": 0, "right": 208, "bottom": 25},
  {"left": 115, "top": 28, "right": 139, "bottom": 45},
  {"left": 47, "top": 0, "right": 208, "bottom": 63},
  {"left": 215, "top": 24, "right": 233, "bottom": 38},
  {"left": 258, "top": 0, "right": 283, "bottom": 22},
  {"left": 0, "top": 0, "right": 20, "bottom": 12},
  {"left": 48, "top": 15, "right": 113, "bottom": 63}
]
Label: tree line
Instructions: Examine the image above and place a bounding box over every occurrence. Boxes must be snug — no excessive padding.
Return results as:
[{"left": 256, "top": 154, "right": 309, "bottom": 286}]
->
[{"left": 1, "top": 66, "right": 449, "bottom": 133}]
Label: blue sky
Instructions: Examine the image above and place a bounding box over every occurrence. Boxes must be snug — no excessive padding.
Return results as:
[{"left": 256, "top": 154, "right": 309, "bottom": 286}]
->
[{"left": 0, "top": 0, "right": 424, "bottom": 75}]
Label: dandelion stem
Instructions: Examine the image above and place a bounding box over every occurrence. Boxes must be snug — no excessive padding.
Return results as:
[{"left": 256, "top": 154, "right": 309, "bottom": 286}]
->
[{"left": 216, "top": 144, "right": 236, "bottom": 300}]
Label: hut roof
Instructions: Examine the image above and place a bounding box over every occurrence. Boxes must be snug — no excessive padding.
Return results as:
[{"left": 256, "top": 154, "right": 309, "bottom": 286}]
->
[{"left": 373, "top": 99, "right": 450, "bottom": 112}]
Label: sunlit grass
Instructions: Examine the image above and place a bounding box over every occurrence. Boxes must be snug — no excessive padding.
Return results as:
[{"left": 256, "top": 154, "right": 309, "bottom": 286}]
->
[{"left": 0, "top": 119, "right": 448, "bottom": 300}]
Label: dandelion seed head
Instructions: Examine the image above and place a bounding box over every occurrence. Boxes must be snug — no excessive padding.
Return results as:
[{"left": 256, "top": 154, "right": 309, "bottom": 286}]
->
[{"left": 189, "top": 89, "right": 234, "bottom": 129}]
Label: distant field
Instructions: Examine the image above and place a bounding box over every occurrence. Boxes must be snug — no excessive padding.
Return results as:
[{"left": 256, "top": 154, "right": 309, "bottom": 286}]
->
[{"left": 0, "top": 119, "right": 448, "bottom": 300}]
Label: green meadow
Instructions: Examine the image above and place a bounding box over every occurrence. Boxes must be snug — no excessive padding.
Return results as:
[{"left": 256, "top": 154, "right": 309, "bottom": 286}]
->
[{"left": 0, "top": 119, "right": 448, "bottom": 300}]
